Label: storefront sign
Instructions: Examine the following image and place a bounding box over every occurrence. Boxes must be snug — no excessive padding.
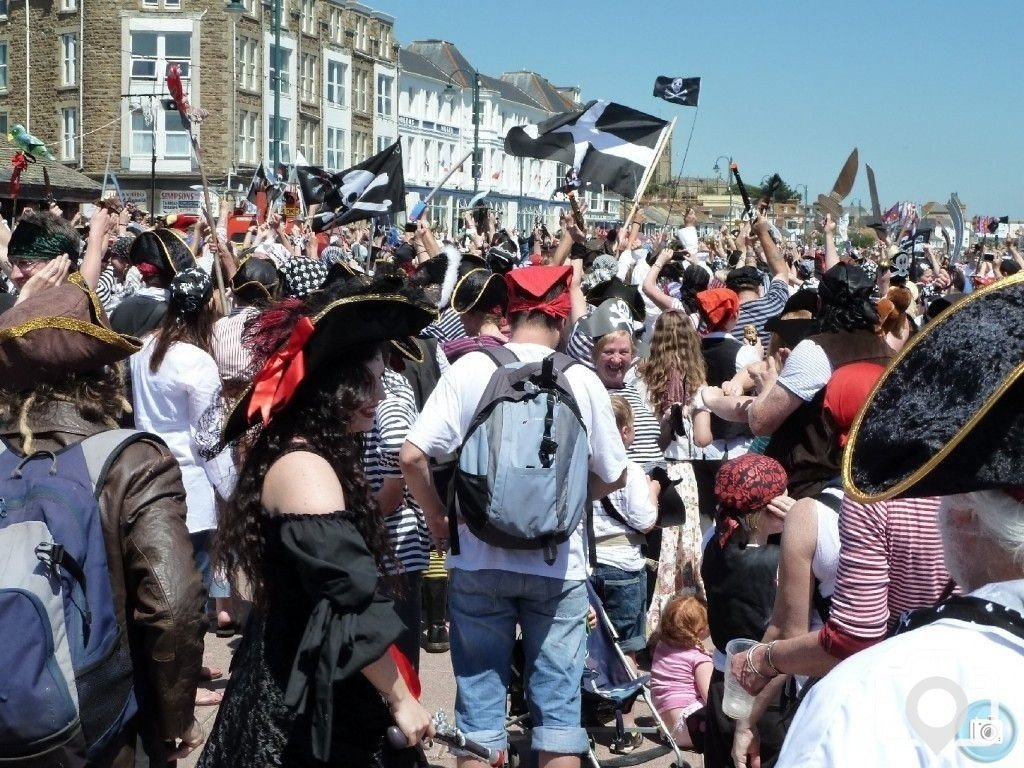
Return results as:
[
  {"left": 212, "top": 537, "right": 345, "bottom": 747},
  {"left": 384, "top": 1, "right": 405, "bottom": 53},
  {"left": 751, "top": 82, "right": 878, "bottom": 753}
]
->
[{"left": 159, "top": 189, "right": 218, "bottom": 215}]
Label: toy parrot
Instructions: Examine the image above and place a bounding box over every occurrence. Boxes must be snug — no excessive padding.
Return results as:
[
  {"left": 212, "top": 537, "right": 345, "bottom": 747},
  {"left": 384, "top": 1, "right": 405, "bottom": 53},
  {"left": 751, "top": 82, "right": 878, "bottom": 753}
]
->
[{"left": 7, "top": 123, "right": 54, "bottom": 161}]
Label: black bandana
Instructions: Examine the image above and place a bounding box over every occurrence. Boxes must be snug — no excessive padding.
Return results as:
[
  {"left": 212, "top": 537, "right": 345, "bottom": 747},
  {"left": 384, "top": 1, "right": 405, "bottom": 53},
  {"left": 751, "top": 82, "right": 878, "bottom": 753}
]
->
[
  {"left": 7, "top": 221, "right": 80, "bottom": 263},
  {"left": 169, "top": 267, "right": 213, "bottom": 315}
]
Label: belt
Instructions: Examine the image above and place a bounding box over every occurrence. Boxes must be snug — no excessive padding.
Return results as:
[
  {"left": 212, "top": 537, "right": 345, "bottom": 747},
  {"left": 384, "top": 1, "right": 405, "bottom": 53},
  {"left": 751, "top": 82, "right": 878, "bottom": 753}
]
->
[{"left": 596, "top": 532, "right": 646, "bottom": 548}]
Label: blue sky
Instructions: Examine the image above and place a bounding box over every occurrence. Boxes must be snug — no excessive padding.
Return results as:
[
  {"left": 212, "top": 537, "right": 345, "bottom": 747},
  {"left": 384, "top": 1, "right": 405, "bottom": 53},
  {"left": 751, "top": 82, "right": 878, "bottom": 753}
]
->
[{"left": 383, "top": 0, "right": 1023, "bottom": 217}]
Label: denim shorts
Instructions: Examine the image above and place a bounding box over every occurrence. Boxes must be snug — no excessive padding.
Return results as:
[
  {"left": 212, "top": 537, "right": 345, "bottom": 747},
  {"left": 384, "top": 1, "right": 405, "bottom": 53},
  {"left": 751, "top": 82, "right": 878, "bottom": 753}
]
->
[
  {"left": 589, "top": 563, "right": 647, "bottom": 653},
  {"left": 448, "top": 568, "right": 589, "bottom": 755}
]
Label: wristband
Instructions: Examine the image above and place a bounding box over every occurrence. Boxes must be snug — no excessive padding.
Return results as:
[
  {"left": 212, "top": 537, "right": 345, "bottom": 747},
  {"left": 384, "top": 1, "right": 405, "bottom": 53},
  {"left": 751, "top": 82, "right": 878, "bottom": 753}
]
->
[{"left": 765, "top": 640, "right": 782, "bottom": 677}]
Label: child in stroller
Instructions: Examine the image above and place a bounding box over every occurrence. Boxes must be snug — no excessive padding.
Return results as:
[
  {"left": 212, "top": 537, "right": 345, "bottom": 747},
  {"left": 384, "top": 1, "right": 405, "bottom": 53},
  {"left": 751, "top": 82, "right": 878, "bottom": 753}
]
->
[{"left": 506, "top": 584, "right": 691, "bottom": 768}]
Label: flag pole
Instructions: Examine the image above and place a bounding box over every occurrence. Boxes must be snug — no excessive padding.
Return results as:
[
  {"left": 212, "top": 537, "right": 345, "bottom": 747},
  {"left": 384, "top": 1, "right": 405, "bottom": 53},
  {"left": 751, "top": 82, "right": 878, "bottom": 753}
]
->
[
  {"left": 411, "top": 149, "right": 474, "bottom": 220},
  {"left": 188, "top": 131, "right": 230, "bottom": 315},
  {"left": 663, "top": 105, "right": 700, "bottom": 231},
  {"left": 623, "top": 117, "right": 676, "bottom": 233}
]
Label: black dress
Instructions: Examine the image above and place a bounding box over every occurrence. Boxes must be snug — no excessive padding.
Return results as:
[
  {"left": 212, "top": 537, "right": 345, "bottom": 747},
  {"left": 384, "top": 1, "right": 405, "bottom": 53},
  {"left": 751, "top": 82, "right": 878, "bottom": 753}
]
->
[{"left": 197, "top": 511, "right": 418, "bottom": 768}]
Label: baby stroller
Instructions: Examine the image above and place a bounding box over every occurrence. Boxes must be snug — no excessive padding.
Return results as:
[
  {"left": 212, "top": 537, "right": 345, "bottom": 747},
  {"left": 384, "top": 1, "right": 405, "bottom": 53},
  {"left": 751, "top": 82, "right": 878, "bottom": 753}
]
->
[{"left": 505, "top": 583, "right": 690, "bottom": 768}]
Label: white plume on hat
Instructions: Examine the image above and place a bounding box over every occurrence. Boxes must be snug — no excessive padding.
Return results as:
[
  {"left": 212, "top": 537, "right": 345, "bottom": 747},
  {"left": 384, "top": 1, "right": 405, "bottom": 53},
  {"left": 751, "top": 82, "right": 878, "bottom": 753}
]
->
[{"left": 437, "top": 245, "right": 463, "bottom": 310}]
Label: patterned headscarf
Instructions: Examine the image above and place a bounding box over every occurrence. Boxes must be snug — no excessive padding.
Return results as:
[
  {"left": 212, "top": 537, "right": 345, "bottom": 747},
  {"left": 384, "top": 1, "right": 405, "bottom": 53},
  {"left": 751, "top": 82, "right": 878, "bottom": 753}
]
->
[
  {"left": 714, "top": 454, "right": 788, "bottom": 548},
  {"left": 169, "top": 267, "right": 213, "bottom": 316},
  {"left": 279, "top": 257, "right": 329, "bottom": 298}
]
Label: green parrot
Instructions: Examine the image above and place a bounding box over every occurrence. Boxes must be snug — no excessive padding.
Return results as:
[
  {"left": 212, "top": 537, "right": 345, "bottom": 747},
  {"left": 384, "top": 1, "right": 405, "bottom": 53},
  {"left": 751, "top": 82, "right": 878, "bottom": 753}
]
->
[{"left": 7, "top": 123, "right": 54, "bottom": 161}]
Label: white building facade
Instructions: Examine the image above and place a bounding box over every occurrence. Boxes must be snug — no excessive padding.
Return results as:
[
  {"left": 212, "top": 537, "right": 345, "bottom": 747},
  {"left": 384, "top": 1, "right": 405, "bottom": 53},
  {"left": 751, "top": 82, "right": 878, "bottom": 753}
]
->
[{"left": 398, "top": 41, "right": 572, "bottom": 236}]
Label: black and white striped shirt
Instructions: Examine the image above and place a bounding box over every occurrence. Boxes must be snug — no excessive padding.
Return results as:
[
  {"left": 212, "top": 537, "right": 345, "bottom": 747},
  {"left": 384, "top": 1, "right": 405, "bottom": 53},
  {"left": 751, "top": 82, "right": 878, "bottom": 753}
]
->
[
  {"left": 422, "top": 306, "right": 466, "bottom": 344},
  {"left": 609, "top": 383, "right": 663, "bottom": 468}
]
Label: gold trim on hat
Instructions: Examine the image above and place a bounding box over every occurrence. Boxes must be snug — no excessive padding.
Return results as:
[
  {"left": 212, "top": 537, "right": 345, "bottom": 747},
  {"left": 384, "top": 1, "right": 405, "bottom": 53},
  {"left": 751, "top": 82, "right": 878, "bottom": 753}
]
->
[
  {"left": 451, "top": 268, "right": 498, "bottom": 315},
  {"left": 0, "top": 315, "right": 143, "bottom": 353},
  {"left": 842, "top": 271, "right": 1024, "bottom": 503}
]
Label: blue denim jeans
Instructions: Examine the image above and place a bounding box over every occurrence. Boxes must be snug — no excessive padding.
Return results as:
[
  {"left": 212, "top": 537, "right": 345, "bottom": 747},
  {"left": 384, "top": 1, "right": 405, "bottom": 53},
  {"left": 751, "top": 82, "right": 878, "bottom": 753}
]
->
[
  {"left": 448, "top": 568, "right": 589, "bottom": 755},
  {"left": 589, "top": 563, "right": 647, "bottom": 653}
]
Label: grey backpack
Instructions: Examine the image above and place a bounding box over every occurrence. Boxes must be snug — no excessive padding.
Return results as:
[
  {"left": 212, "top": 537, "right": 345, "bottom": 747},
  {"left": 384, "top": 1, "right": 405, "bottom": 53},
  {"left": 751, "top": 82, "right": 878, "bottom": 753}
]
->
[{"left": 450, "top": 347, "right": 591, "bottom": 564}]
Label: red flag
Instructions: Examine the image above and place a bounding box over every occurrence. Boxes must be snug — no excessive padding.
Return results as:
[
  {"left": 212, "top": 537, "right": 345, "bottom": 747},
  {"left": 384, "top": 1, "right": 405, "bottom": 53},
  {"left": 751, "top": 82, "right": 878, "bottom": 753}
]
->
[
  {"left": 9, "top": 151, "right": 29, "bottom": 200},
  {"left": 166, "top": 64, "right": 191, "bottom": 128}
]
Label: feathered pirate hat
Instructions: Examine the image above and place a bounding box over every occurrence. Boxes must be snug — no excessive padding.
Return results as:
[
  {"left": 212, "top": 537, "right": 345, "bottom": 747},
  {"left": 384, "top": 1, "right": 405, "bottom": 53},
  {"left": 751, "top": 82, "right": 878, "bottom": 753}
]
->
[
  {"left": 128, "top": 227, "right": 196, "bottom": 279},
  {"left": 221, "top": 274, "right": 437, "bottom": 444},
  {"left": 0, "top": 276, "right": 141, "bottom": 391},
  {"left": 844, "top": 271, "right": 1024, "bottom": 502}
]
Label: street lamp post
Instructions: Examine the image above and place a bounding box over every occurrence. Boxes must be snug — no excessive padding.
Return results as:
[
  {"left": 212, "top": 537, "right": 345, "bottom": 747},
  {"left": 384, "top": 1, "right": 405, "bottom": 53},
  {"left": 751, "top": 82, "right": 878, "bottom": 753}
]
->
[
  {"left": 443, "top": 68, "right": 481, "bottom": 195},
  {"left": 713, "top": 154, "right": 732, "bottom": 225}
]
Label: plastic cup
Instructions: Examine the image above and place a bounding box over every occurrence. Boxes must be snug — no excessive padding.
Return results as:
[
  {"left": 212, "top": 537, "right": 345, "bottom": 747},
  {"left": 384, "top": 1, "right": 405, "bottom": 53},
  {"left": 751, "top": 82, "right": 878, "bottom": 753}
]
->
[{"left": 722, "top": 638, "right": 758, "bottom": 719}]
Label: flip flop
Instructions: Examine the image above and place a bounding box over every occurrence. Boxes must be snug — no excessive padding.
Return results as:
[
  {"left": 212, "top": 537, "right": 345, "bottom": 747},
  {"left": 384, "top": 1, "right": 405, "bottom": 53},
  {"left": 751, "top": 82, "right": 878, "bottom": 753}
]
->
[{"left": 196, "top": 690, "right": 223, "bottom": 707}]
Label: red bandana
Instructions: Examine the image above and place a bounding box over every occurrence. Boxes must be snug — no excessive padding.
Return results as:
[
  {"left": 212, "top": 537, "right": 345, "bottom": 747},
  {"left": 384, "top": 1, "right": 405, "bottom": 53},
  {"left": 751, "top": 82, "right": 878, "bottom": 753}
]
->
[
  {"left": 247, "top": 316, "right": 316, "bottom": 426},
  {"left": 505, "top": 265, "right": 573, "bottom": 319}
]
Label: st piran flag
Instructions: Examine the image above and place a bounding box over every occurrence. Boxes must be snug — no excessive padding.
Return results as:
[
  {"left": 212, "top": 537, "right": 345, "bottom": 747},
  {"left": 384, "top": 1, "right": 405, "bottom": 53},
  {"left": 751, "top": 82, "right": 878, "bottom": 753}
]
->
[
  {"left": 504, "top": 100, "right": 668, "bottom": 199},
  {"left": 652, "top": 76, "right": 701, "bottom": 107},
  {"left": 301, "top": 140, "right": 406, "bottom": 232}
]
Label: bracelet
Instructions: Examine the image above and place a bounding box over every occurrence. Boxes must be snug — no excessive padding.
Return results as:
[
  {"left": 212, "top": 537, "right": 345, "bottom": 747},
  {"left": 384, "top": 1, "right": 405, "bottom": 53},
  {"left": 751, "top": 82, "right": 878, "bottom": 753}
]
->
[
  {"left": 764, "top": 640, "right": 782, "bottom": 677},
  {"left": 744, "top": 645, "right": 768, "bottom": 679}
]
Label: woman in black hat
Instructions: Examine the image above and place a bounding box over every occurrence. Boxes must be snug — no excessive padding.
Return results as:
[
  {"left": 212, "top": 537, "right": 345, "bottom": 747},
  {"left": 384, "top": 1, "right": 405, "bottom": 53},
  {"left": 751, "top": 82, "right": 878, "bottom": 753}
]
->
[{"left": 198, "top": 275, "right": 436, "bottom": 768}]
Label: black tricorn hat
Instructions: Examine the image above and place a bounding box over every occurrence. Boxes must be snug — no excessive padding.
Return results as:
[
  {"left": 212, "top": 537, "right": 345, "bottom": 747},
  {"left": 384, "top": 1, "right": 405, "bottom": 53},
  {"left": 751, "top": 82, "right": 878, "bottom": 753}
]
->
[
  {"left": 230, "top": 256, "right": 281, "bottom": 305},
  {"left": 451, "top": 268, "right": 509, "bottom": 316},
  {"left": 585, "top": 276, "right": 646, "bottom": 323},
  {"left": 222, "top": 274, "right": 437, "bottom": 444},
  {"left": 128, "top": 228, "right": 196, "bottom": 278},
  {"left": 843, "top": 271, "right": 1024, "bottom": 502}
]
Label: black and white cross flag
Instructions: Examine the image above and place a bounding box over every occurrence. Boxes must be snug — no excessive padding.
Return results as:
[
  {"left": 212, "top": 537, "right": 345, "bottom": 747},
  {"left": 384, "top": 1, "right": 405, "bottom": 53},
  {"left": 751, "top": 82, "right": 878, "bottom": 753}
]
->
[
  {"left": 306, "top": 139, "right": 406, "bottom": 232},
  {"left": 652, "top": 76, "right": 700, "bottom": 107},
  {"left": 246, "top": 161, "right": 281, "bottom": 207},
  {"left": 504, "top": 100, "right": 668, "bottom": 199}
]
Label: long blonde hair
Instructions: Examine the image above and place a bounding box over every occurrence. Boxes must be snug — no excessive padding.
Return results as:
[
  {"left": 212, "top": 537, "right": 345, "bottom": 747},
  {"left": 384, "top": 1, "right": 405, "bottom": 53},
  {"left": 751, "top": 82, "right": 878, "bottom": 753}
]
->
[{"left": 636, "top": 311, "right": 706, "bottom": 414}]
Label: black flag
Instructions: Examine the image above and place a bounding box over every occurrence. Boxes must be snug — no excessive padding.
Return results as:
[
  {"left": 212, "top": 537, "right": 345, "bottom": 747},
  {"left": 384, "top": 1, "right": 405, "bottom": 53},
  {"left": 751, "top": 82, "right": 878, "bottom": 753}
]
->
[
  {"left": 308, "top": 140, "right": 406, "bottom": 232},
  {"left": 652, "top": 76, "right": 700, "bottom": 107},
  {"left": 504, "top": 100, "right": 667, "bottom": 199}
]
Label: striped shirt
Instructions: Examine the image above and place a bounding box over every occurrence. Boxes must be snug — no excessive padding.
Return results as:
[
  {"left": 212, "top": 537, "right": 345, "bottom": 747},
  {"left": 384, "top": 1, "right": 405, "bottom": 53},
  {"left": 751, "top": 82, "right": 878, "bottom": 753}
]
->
[
  {"left": 735, "top": 276, "right": 790, "bottom": 348},
  {"left": 422, "top": 306, "right": 466, "bottom": 343},
  {"left": 211, "top": 305, "right": 259, "bottom": 382},
  {"left": 375, "top": 369, "right": 429, "bottom": 573},
  {"left": 565, "top": 317, "right": 595, "bottom": 368},
  {"left": 95, "top": 265, "right": 141, "bottom": 314},
  {"left": 609, "top": 383, "right": 663, "bottom": 468},
  {"left": 828, "top": 496, "right": 951, "bottom": 642}
]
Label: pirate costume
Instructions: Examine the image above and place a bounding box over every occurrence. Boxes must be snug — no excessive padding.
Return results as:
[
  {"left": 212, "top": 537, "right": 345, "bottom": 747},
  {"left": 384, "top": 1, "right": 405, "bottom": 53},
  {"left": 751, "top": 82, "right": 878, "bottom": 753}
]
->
[{"left": 198, "top": 275, "right": 436, "bottom": 768}]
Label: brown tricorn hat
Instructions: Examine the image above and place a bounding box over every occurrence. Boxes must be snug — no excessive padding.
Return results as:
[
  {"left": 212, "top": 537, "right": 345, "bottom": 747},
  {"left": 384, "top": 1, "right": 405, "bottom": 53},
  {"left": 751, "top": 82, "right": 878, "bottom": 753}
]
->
[{"left": 0, "top": 277, "right": 141, "bottom": 391}]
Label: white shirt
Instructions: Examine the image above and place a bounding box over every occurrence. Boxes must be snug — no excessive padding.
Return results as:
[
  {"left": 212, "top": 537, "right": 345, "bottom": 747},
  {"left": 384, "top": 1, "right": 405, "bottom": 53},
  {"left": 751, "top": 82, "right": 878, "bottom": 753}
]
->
[
  {"left": 130, "top": 336, "right": 221, "bottom": 533},
  {"left": 777, "top": 338, "right": 833, "bottom": 401},
  {"left": 406, "top": 342, "right": 627, "bottom": 581},
  {"left": 778, "top": 579, "right": 1024, "bottom": 767},
  {"left": 594, "top": 460, "right": 656, "bottom": 571}
]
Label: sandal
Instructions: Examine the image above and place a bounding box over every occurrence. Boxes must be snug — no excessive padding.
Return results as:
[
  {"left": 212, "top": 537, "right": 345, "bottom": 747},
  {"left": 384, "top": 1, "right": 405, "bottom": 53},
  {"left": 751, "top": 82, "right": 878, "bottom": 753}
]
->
[{"left": 610, "top": 731, "right": 644, "bottom": 754}]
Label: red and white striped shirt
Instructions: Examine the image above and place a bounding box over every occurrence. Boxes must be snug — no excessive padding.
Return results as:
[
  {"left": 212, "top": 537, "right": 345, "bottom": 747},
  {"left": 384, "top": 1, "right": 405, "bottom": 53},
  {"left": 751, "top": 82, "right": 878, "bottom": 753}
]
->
[{"left": 821, "top": 495, "right": 952, "bottom": 658}]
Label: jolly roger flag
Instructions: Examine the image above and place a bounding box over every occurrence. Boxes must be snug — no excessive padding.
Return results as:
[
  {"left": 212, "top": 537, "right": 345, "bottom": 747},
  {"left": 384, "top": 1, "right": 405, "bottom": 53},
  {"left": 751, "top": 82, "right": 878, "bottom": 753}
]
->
[
  {"left": 504, "top": 100, "right": 668, "bottom": 199},
  {"left": 246, "top": 161, "right": 282, "bottom": 221},
  {"left": 652, "top": 76, "right": 701, "bottom": 107},
  {"left": 306, "top": 140, "right": 406, "bottom": 232}
]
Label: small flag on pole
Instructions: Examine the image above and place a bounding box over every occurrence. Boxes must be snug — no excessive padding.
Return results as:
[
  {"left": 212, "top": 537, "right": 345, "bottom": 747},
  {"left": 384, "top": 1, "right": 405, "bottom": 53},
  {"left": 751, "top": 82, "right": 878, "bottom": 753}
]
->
[{"left": 652, "top": 76, "right": 700, "bottom": 107}]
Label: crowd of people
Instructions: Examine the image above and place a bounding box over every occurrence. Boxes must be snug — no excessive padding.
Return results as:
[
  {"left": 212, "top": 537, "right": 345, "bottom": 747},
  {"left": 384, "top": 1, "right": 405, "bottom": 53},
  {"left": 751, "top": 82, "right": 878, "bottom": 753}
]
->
[{"left": 0, "top": 190, "right": 1022, "bottom": 768}]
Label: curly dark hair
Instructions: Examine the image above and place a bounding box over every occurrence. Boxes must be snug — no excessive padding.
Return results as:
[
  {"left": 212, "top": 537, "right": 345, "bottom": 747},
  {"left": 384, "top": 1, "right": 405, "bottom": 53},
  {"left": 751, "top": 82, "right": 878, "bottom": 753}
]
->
[{"left": 0, "top": 366, "right": 130, "bottom": 453}]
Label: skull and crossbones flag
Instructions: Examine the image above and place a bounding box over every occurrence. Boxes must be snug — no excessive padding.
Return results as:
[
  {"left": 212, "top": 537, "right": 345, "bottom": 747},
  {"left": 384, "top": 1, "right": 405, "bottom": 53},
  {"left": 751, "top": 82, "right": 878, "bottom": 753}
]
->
[
  {"left": 300, "top": 139, "right": 406, "bottom": 232},
  {"left": 504, "top": 100, "right": 668, "bottom": 199},
  {"left": 652, "top": 76, "right": 701, "bottom": 107},
  {"left": 246, "top": 161, "right": 282, "bottom": 222}
]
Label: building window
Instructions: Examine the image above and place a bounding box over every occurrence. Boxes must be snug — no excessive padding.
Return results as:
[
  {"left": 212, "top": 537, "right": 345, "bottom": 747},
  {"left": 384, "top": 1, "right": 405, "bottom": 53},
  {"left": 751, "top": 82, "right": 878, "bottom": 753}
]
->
[
  {"left": 237, "top": 110, "right": 257, "bottom": 163},
  {"left": 353, "top": 69, "right": 368, "bottom": 112},
  {"left": 0, "top": 42, "right": 7, "bottom": 91},
  {"left": 352, "top": 130, "right": 369, "bottom": 164},
  {"left": 237, "top": 36, "right": 257, "bottom": 90},
  {"left": 163, "top": 111, "right": 189, "bottom": 158},
  {"left": 0, "top": 113, "right": 7, "bottom": 135},
  {"left": 300, "top": 0, "right": 315, "bottom": 35},
  {"left": 353, "top": 17, "right": 367, "bottom": 51},
  {"left": 378, "top": 27, "right": 390, "bottom": 59},
  {"left": 164, "top": 0, "right": 180, "bottom": 7},
  {"left": 60, "top": 0, "right": 76, "bottom": 11},
  {"left": 0, "top": 0, "right": 7, "bottom": 16},
  {"left": 241, "top": 0, "right": 255, "bottom": 14},
  {"left": 130, "top": 32, "right": 157, "bottom": 78},
  {"left": 298, "top": 121, "right": 317, "bottom": 164},
  {"left": 326, "top": 126, "right": 345, "bottom": 169},
  {"left": 60, "top": 34, "right": 77, "bottom": 86},
  {"left": 60, "top": 108, "right": 76, "bottom": 160},
  {"left": 268, "top": 116, "right": 291, "bottom": 164},
  {"left": 375, "top": 135, "right": 390, "bottom": 153},
  {"left": 376, "top": 74, "right": 392, "bottom": 117},
  {"left": 270, "top": 45, "right": 291, "bottom": 96},
  {"left": 131, "top": 31, "right": 190, "bottom": 79},
  {"left": 328, "top": 8, "right": 342, "bottom": 43},
  {"left": 326, "top": 60, "right": 346, "bottom": 106},
  {"left": 165, "top": 32, "right": 190, "bottom": 77},
  {"left": 300, "top": 53, "right": 317, "bottom": 102},
  {"left": 131, "top": 111, "right": 153, "bottom": 156}
]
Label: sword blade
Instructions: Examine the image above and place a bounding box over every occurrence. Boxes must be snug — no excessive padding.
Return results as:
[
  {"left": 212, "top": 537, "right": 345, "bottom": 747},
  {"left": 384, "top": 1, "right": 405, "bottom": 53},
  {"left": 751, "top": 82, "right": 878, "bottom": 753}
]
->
[
  {"left": 866, "top": 164, "right": 882, "bottom": 221},
  {"left": 830, "top": 148, "right": 859, "bottom": 200}
]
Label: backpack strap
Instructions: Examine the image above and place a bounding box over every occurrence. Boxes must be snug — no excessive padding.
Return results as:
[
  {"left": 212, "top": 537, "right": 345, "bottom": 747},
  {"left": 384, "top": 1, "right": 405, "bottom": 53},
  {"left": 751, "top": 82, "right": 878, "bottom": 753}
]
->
[
  {"left": 79, "top": 429, "right": 168, "bottom": 499},
  {"left": 598, "top": 496, "right": 647, "bottom": 535},
  {"left": 477, "top": 344, "right": 519, "bottom": 368},
  {"left": 809, "top": 490, "right": 843, "bottom": 623}
]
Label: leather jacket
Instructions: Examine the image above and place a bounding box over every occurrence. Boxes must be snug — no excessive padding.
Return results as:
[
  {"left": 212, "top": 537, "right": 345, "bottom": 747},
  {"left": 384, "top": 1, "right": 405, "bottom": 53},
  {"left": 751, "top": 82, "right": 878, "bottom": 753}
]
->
[{"left": 1, "top": 401, "right": 207, "bottom": 767}]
